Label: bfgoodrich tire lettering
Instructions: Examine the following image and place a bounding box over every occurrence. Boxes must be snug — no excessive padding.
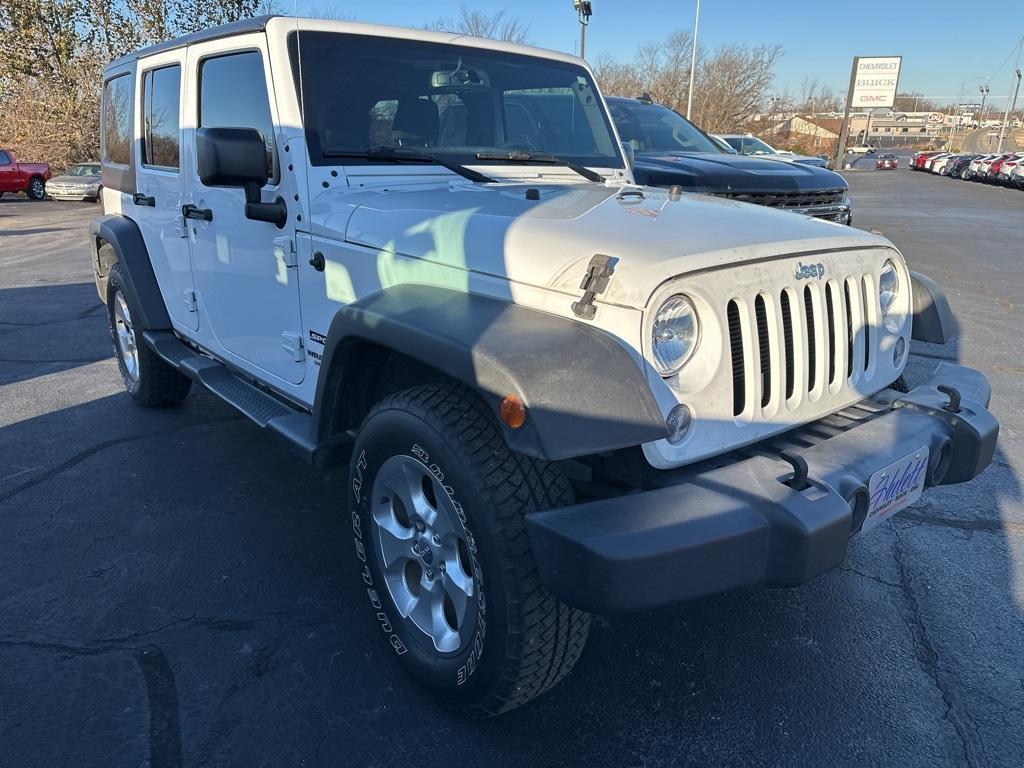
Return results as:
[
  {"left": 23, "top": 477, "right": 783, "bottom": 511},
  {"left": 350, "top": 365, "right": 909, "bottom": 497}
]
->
[
  {"left": 105, "top": 258, "right": 191, "bottom": 407},
  {"left": 349, "top": 383, "right": 590, "bottom": 717}
]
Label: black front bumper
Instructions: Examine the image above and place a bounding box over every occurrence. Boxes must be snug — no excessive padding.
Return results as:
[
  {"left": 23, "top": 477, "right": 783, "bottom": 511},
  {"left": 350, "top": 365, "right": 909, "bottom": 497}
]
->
[{"left": 526, "top": 363, "right": 998, "bottom": 614}]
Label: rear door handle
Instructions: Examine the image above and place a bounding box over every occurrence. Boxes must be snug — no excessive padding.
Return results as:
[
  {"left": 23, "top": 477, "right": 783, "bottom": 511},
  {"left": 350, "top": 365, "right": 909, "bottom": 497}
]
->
[
  {"left": 182, "top": 204, "right": 213, "bottom": 222},
  {"left": 133, "top": 192, "right": 155, "bottom": 207}
]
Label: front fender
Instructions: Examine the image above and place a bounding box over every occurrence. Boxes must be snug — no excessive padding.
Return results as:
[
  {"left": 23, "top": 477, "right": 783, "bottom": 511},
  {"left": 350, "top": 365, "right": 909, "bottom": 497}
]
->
[
  {"left": 313, "top": 285, "right": 668, "bottom": 461},
  {"left": 910, "top": 271, "right": 956, "bottom": 344},
  {"left": 90, "top": 215, "right": 170, "bottom": 330}
]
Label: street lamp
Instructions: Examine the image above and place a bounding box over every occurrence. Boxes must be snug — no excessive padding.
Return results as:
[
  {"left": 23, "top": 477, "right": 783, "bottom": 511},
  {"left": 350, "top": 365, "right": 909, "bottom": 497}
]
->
[
  {"left": 573, "top": 1, "right": 592, "bottom": 59},
  {"left": 979, "top": 84, "right": 990, "bottom": 123},
  {"left": 949, "top": 76, "right": 989, "bottom": 150}
]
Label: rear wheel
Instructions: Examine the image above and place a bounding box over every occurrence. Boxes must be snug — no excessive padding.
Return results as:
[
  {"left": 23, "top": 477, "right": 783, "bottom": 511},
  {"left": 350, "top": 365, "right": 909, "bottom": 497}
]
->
[
  {"left": 106, "top": 260, "right": 191, "bottom": 407},
  {"left": 349, "top": 383, "right": 590, "bottom": 717},
  {"left": 26, "top": 177, "right": 45, "bottom": 200}
]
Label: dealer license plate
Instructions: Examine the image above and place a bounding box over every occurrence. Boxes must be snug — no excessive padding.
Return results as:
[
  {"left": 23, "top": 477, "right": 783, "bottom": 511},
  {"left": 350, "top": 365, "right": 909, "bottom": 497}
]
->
[{"left": 861, "top": 448, "right": 930, "bottom": 533}]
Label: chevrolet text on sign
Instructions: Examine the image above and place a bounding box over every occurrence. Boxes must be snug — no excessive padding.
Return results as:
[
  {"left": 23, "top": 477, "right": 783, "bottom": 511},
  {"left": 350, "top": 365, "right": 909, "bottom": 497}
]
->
[{"left": 851, "top": 56, "right": 902, "bottom": 108}]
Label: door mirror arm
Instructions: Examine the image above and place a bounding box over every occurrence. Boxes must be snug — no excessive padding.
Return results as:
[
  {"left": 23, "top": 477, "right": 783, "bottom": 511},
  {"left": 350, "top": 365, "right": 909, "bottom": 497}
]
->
[{"left": 243, "top": 181, "right": 288, "bottom": 229}]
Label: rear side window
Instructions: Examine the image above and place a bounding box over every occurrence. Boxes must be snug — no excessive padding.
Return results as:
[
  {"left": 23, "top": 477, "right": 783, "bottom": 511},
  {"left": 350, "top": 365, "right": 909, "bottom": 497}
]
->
[
  {"left": 102, "top": 74, "right": 133, "bottom": 166},
  {"left": 142, "top": 65, "right": 181, "bottom": 169},
  {"left": 199, "top": 51, "right": 276, "bottom": 181},
  {"left": 0, "top": 151, "right": 11, "bottom": 164}
]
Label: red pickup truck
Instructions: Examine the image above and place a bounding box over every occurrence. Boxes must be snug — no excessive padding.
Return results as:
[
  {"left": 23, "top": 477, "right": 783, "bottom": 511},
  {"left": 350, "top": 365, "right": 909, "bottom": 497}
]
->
[{"left": 0, "top": 149, "right": 51, "bottom": 200}]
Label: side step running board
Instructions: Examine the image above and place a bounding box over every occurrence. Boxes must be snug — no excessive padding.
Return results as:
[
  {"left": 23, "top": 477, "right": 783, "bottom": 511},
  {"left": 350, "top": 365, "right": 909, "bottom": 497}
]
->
[{"left": 143, "top": 330, "right": 350, "bottom": 468}]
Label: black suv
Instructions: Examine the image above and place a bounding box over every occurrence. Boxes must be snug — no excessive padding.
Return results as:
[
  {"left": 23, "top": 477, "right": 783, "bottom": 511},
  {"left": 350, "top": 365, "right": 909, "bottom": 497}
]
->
[{"left": 608, "top": 96, "right": 852, "bottom": 224}]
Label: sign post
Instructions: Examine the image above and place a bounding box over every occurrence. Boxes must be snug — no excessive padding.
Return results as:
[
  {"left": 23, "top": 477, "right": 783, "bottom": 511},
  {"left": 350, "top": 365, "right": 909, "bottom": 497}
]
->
[{"left": 833, "top": 56, "right": 902, "bottom": 169}]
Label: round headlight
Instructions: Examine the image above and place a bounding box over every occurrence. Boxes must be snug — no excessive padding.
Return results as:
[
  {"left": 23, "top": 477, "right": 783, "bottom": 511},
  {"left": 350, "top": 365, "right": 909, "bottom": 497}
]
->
[
  {"left": 879, "top": 260, "right": 900, "bottom": 314},
  {"left": 651, "top": 295, "right": 699, "bottom": 376}
]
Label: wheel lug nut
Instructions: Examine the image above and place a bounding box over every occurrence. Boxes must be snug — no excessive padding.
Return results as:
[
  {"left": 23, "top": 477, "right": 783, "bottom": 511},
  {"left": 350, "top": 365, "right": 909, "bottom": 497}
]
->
[
  {"left": 439, "top": 562, "right": 446, "bottom": 572},
  {"left": 432, "top": 533, "right": 441, "bottom": 545},
  {"left": 425, "top": 569, "right": 434, "bottom": 580},
  {"left": 414, "top": 521, "right": 425, "bottom": 532},
  {"left": 411, "top": 543, "right": 420, "bottom": 555}
]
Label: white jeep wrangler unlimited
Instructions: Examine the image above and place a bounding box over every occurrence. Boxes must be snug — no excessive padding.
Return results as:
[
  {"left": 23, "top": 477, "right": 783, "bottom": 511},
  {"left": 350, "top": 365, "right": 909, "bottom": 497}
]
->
[{"left": 91, "top": 16, "right": 998, "bottom": 716}]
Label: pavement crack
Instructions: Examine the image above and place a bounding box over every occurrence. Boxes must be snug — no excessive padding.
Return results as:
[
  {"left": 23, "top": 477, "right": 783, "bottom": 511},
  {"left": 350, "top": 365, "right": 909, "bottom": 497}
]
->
[
  {"left": 0, "top": 416, "right": 243, "bottom": 504},
  {"left": 892, "top": 525, "right": 978, "bottom": 766},
  {"left": 837, "top": 565, "right": 901, "bottom": 589}
]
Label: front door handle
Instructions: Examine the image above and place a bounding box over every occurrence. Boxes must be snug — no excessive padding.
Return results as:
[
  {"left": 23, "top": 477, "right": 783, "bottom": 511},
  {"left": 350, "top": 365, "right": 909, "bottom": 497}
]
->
[
  {"left": 133, "top": 192, "right": 155, "bottom": 207},
  {"left": 182, "top": 204, "right": 213, "bottom": 222}
]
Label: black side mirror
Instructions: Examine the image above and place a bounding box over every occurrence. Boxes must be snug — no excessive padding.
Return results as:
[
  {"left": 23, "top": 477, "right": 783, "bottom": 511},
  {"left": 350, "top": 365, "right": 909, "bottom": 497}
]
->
[
  {"left": 195, "top": 127, "right": 286, "bottom": 228},
  {"left": 196, "top": 126, "right": 268, "bottom": 187}
]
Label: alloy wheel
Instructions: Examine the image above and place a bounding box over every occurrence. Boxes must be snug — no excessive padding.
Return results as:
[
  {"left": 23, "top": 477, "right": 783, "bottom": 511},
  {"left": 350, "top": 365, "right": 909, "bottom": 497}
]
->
[
  {"left": 113, "top": 290, "right": 140, "bottom": 383},
  {"left": 370, "top": 454, "right": 478, "bottom": 653}
]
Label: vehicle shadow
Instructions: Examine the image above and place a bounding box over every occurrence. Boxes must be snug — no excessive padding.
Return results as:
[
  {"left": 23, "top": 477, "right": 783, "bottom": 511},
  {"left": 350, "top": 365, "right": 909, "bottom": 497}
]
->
[
  {"left": 0, "top": 282, "right": 110, "bottom": 385},
  {"left": 1, "top": 334, "right": 1018, "bottom": 768}
]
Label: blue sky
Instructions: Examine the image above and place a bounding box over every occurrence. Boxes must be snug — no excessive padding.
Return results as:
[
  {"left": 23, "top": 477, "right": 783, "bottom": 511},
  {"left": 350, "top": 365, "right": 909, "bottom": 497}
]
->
[{"left": 292, "top": 0, "right": 1024, "bottom": 108}]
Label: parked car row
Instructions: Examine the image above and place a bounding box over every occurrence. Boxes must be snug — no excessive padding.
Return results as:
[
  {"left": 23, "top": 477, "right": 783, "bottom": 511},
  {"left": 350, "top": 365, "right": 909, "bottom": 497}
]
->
[
  {"left": 0, "top": 148, "right": 50, "bottom": 199},
  {"left": 0, "top": 151, "right": 102, "bottom": 202},
  {"left": 910, "top": 150, "right": 1024, "bottom": 187}
]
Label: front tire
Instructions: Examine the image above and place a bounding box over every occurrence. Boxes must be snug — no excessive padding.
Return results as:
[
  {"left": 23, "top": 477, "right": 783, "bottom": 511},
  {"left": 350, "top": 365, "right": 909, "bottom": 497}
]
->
[
  {"left": 106, "top": 260, "right": 191, "bottom": 407},
  {"left": 26, "top": 176, "right": 46, "bottom": 200},
  {"left": 349, "top": 383, "right": 590, "bottom": 717}
]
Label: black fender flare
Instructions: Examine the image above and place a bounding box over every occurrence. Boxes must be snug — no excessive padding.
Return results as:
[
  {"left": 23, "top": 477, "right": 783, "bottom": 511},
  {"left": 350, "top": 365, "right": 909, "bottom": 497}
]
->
[
  {"left": 313, "top": 285, "right": 668, "bottom": 461},
  {"left": 910, "top": 271, "right": 956, "bottom": 345},
  {"left": 90, "top": 214, "right": 171, "bottom": 331}
]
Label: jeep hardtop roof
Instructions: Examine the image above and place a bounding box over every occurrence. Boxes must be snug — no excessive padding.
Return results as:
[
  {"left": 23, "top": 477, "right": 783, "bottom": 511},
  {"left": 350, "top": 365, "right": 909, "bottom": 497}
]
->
[{"left": 104, "top": 15, "right": 586, "bottom": 73}]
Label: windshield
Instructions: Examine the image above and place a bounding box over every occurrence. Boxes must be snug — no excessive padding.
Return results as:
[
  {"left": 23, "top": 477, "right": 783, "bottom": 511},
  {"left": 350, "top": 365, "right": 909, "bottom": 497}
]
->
[
  {"left": 606, "top": 99, "right": 721, "bottom": 154},
  {"left": 288, "top": 32, "right": 623, "bottom": 169},
  {"left": 70, "top": 164, "right": 100, "bottom": 176},
  {"left": 724, "top": 136, "right": 778, "bottom": 156}
]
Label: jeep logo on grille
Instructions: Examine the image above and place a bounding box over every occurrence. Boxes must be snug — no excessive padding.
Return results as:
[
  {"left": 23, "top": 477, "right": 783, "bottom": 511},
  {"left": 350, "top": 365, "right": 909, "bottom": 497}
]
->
[{"left": 794, "top": 261, "right": 826, "bottom": 280}]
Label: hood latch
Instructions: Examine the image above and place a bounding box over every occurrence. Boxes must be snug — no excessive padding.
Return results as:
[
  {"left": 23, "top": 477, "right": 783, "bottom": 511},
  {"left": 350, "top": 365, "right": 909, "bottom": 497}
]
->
[{"left": 572, "top": 254, "right": 617, "bottom": 320}]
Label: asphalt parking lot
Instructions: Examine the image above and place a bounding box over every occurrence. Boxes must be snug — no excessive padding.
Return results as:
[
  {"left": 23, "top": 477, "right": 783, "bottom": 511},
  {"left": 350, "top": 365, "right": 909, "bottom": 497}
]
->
[{"left": 1, "top": 171, "right": 1022, "bottom": 768}]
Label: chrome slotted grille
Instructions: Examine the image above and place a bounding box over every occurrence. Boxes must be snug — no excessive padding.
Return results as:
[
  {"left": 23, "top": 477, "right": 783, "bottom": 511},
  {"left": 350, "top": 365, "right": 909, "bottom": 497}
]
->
[{"left": 727, "top": 272, "right": 874, "bottom": 418}]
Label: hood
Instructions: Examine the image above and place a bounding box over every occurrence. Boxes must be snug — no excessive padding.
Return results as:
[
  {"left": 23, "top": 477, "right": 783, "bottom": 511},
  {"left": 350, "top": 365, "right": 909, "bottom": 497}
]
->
[
  {"left": 631, "top": 151, "right": 846, "bottom": 194},
  {"left": 321, "top": 180, "right": 887, "bottom": 310},
  {"left": 49, "top": 174, "right": 100, "bottom": 184}
]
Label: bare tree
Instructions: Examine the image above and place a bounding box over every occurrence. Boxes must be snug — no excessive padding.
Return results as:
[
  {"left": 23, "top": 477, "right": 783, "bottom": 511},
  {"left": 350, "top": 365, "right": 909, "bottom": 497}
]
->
[
  {"left": 796, "top": 77, "right": 842, "bottom": 114},
  {"left": 0, "top": 0, "right": 267, "bottom": 170},
  {"left": 595, "top": 29, "right": 782, "bottom": 134},
  {"left": 426, "top": 4, "right": 531, "bottom": 44},
  {"left": 893, "top": 92, "right": 939, "bottom": 113}
]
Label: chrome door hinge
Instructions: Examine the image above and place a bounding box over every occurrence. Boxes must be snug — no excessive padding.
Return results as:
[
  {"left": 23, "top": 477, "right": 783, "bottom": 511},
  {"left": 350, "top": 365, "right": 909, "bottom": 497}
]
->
[
  {"left": 183, "top": 290, "right": 198, "bottom": 312},
  {"left": 273, "top": 236, "right": 297, "bottom": 268},
  {"left": 282, "top": 331, "right": 305, "bottom": 362}
]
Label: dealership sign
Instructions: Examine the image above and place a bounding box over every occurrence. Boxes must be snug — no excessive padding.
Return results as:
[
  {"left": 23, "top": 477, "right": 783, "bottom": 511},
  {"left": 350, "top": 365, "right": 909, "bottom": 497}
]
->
[{"left": 850, "top": 56, "right": 902, "bottom": 108}]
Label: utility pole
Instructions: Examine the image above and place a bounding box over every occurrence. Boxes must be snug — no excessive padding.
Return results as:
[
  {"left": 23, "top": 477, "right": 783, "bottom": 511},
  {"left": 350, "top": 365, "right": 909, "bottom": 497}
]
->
[
  {"left": 979, "top": 84, "right": 990, "bottom": 125},
  {"left": 686, "top": 0, "right": 701, "bottom": 120},
  {"left": 997, "top": 68, "right": 1022, "bottom": 152},
  {"left": 573, "top": 1, "right": 592, "bottom": 59},
  {"left": 834, "top": 57, "right": 860, "bottom": 170},
  {"left": 996, "top": 38, "right": 1024, "bottom": 152}
]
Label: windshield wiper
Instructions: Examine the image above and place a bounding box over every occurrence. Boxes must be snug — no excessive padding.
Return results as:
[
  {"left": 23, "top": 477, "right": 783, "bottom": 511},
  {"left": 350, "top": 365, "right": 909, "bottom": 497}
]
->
[
  {"left": 474, "top": 150, "right": 604, "bottom": 182},
  {"left": 323, "top": 146, "right": 495, "bottom": 183}
]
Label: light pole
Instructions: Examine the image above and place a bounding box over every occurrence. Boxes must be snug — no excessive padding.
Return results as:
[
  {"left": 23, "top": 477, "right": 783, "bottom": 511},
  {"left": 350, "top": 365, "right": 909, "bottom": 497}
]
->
[
  {"left": 686, "top": 0, "right": 701, "bottom": 120},
  {"left": 979, "top": 84, "right": 990, "bottom": 125},
  {"left": 949, "top": 76, "right": 989, "bottom": 151},
  {"left": 997, "top": 68, "right": 1023, "bottom": 152},
  {"left": 572, "top": 1, "right": 592, "bottom": 59}
]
